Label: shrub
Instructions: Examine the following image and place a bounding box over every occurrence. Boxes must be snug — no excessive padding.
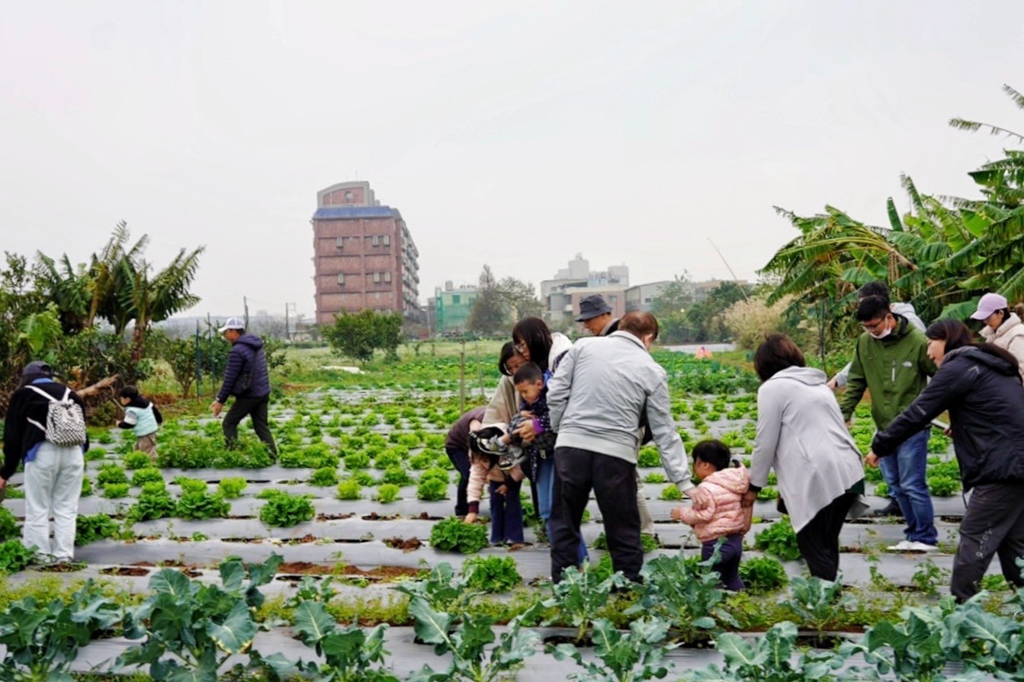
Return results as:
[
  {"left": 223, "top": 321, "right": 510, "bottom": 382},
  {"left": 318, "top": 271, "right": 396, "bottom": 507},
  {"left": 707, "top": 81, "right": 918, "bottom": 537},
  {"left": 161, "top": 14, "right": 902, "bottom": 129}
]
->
[
  {"left": 217, "top": 477, "right": 247, "bottom": 499},
  {"left": 309, "top": 467, "right": 339, "bottom": 487},
  {"left": 738, "top": 556, "right": 789, "bottom": 594},
  {"left": 430, "top": 517, "right": 488, "bottom": 553},
  {"left": 123, "top": 452, "right": 152, "bottom": 470},
  {"left": 260, "top": 492, "right": 315, "bottom": 527},
  {"left": 336, "top": 479, "right": 362, "bottom": 500},
  {"left": 463, "top": 556, "right": 522, "bottom": 592},
  {"left": 131, "top": 468, "right": 164, "bottom": 488}
]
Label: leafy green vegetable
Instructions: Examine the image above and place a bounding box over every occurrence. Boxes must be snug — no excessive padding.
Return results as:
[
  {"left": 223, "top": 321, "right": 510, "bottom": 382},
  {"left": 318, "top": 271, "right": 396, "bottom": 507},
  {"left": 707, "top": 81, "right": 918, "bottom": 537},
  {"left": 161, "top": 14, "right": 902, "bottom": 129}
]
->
[
  {"left": 75, "top": 514, "right": 121, "bottom": 546},
  {"left": 309, "top": 467, "right": 339, "bottom": 487},
  {"left": 376, "top": 483, "right": 401, "bottom": 503},
  {"left": 176, "top": 491, "right": 230, "bottom": 520},
  {"left": 96, "top": 464, "right": 128, "bottom": 486},
  {"left": 123, "top": 451, "right": 152, "bottom": 469},
  {"left": 293, "top": 601, "right": 398, "bottom": 682},
  {"left": 217, "top": 477, "right": 248, "bottom": 499},
  {"left": 102, "top": 483, "right": 130, "bottom": 499},
  {"left": 429, "top": 517, "right": 488, "bottom": 554},
  {"left": 0, "top": 508, "right": 19, "bottom": 542},
  {"left": 463, "top": 556, "right": 522, "bottom": 593},
  {"left": 754, "top": 517, "right": 801, "bottom": 562},
  {"left": 553, "top": 617, "right": 677, "bottom": 682},
  {"left": 738, "top": 556, "right": 788, "bottom": 594},
  {"left": 131, "top": 467, "right": 164, "bottom": 487},
  {"left": 336, "top": 479, "right": 362, "bottom": 500},
  {"left": 259, "top": 491, "right": 315, "bottom": 527},
  {"left": 0, "top": 540, "right": 35, "bottom": 574},
  {"left": 417, "top": 477, "right": 448, "bottom": 501}
]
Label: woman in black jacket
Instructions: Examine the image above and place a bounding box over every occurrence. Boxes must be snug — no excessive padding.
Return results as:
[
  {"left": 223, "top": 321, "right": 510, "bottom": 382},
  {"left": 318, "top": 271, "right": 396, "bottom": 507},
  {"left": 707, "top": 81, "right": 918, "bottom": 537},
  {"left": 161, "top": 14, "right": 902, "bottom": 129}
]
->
[{"left": 867, "top": 319, "right": 1024, "bottom": 601}]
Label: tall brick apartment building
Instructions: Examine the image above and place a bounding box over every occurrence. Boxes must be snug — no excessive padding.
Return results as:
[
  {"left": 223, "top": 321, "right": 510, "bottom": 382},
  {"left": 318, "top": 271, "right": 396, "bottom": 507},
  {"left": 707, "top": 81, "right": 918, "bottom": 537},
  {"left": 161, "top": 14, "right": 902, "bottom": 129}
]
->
[{"left": 311, "top": 181, "right": 421, "bottom": 325}]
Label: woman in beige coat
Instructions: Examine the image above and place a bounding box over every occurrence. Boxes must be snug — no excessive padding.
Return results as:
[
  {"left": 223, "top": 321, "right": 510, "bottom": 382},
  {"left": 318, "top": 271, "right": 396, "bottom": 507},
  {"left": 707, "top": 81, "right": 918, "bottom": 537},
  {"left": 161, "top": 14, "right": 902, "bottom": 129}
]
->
[{"left": 972, "top": 293, "right": 1024, "bottom": 383}]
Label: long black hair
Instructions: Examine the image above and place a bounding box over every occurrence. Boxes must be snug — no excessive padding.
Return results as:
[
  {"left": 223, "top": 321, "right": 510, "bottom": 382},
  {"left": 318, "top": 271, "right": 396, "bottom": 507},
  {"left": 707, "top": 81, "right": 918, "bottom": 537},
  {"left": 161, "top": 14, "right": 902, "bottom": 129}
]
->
[
  {"left": 512, "top": 317, "right": 553, "bottom": 371},
  {"left": 498, "top": 341, "right": 519, "bottom": 377},
  {"left": 926, "top": 319, "right": 1021, "bottom": 376}
]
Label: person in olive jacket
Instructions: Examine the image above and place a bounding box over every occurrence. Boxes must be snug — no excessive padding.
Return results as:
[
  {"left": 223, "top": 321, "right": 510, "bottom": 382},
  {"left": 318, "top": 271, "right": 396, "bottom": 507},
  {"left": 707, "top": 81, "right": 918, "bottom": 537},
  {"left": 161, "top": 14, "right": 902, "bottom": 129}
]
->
[
  {"left": 868, "top": 319, "right": 1024, "bottom": 601},
  {"left": 839, "top": 295, "right": 938, "bottom": 551}
]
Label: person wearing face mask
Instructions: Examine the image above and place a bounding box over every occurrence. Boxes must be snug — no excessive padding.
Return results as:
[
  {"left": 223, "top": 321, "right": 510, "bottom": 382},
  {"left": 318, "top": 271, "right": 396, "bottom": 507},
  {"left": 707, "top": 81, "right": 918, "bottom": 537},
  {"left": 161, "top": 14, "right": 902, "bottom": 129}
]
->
[
  {"left": 971, "top": 293, "right": 1024, "bottom": 383},
  {"left": 839, "top": 295, "right": 938, "bottom": 551},
  {"left": 867, "top": 320, "right": 1024, "bottom": 601}
]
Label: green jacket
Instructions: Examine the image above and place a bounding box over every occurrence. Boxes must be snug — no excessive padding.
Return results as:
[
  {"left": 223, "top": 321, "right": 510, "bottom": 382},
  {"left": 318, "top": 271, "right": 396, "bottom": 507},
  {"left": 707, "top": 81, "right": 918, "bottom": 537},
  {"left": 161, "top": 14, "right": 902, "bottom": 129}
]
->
[{"left": 839, "top": 315, "right": 937, "bottom": 430}]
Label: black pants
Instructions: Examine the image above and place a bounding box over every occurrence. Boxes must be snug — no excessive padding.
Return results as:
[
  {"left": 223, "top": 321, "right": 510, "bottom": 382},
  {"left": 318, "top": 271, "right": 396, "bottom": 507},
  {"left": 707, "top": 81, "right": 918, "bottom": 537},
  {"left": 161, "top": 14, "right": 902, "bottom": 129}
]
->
[
  {"left": 223, "top": 395, "right": 277, "bottom": 455},
  {"left": 952, "top": 482, "right": 1024, "bottom": 602},
  {"left": 446, "top": 446, "right": 471, "bottom": 517},
  {"left": 795, "top": 491, "right": 856, "bottom": 581},
  {"left": 551, "top": 446, "right": 642, "bottom": 582},
  {"left": 702, "top": 534, "right": 744, "bottom": 591}
]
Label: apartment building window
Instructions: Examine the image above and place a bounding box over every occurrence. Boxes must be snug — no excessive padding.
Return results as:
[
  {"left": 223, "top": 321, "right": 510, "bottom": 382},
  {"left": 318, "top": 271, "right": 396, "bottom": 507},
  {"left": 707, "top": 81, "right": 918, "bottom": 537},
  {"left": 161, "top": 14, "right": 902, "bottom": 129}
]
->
[
  {"left": 337, "top": 273, "right": 346, "bottom": 285},
  {"left": 373, "top": 272, "right": 381, "bottom": 283},
  {"left": 452, "top": 295, "right": 460, "bottom": 304},
  {"left": 384, "top": 271, "right": 392, "bottom": 283},
  {"left": 372, "top": 235, "right": 380, "bottom": 246},
  {"left": 335, "top": 236, "right": 344, "bottom": 249},
  {"left": 383, "top": 234, "right": 391, "bottom": 246}
]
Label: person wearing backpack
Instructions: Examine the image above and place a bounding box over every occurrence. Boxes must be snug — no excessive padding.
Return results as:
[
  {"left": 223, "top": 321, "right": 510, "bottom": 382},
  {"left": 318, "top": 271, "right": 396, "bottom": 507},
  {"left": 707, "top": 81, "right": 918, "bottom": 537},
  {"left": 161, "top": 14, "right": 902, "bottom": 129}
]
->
[
  {"left": 210, "top": 318, "right": 277, "bottom": 455},
  {"left": 1, "top": 361, "right": 89, "bottom": 564}
]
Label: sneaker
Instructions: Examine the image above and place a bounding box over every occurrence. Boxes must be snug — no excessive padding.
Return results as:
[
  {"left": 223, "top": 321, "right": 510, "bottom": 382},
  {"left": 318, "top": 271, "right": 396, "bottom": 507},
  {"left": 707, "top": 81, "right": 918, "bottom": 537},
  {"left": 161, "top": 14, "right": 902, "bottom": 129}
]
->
[
  {"left": 887, "top": 540, "right": 912, "bottom": 552},
  {"left": 873, "top": 500, "right": 904, "bottom": 518},
  {"left": 906, "top": 541, "right": 939, "bottom": 552}
]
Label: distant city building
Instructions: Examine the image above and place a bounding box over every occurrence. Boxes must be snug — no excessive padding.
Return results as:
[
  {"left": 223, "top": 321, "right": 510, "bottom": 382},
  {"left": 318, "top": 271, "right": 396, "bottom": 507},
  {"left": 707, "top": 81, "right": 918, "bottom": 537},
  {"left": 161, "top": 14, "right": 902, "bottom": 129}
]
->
[
  {"left": 541, "top": 254, "right": 629, "bottom": 326},
  {"left": 625, "top": 281, "right": 674, "bottom": 313},
  {"left": 433, "top": 281, "right": 479, "bottom": 333},
  {"left": 311, "top": 182, "right": 421, "bottom": 325}
]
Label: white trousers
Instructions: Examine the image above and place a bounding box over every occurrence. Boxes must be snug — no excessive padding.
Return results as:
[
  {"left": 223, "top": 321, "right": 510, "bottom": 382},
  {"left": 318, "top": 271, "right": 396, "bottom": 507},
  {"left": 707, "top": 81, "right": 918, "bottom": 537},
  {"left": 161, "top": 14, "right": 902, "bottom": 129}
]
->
[{"left": 23, "top": 441, "right": 84, "bottom": 562}]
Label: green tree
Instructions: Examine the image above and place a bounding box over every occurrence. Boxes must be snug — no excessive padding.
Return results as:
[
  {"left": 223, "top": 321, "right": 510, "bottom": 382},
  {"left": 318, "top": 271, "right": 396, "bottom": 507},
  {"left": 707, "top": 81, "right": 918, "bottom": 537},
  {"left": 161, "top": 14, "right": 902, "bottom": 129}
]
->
[
  {"left": 499, "top": 276, "right": 543, "bottom": 322},
  {"left": 324, "top": 310, "right": 404, "bottom": 363},
  {"left": 467, "top": 265, "right": 507, "bottom": 334}
]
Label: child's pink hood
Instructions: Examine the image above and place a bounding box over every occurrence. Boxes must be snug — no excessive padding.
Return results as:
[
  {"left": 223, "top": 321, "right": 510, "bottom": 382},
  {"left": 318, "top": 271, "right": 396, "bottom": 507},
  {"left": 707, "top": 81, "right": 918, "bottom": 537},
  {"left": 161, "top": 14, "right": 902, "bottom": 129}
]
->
[{"left": 703, "top": 464, "right": 750, "bottom": 495}]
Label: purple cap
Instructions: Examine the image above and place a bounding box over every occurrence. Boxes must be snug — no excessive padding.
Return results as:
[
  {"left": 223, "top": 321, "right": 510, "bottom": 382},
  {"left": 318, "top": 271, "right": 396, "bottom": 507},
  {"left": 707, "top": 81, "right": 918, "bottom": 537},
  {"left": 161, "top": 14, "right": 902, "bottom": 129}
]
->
[{"left": 971, "top": 293, "right": 1009, "bottom": 321}]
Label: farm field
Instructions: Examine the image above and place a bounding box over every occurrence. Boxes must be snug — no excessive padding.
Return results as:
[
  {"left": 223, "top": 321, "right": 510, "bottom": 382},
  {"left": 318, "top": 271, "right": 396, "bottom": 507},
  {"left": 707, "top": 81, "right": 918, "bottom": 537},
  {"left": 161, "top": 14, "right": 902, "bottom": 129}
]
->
[{"left": 0, "top": 347, "right": 1018, "bottom": 681}]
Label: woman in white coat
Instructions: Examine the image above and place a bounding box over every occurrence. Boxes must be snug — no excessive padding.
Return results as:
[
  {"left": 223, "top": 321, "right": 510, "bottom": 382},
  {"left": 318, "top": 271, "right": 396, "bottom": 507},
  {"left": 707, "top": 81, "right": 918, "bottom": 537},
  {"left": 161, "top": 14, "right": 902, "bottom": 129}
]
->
[
  {"left": 742, "top": 334, "right": 866, "bottom": 581},
  {"left": 972, "top": 293, "right": 1024, "bottom": 383}
]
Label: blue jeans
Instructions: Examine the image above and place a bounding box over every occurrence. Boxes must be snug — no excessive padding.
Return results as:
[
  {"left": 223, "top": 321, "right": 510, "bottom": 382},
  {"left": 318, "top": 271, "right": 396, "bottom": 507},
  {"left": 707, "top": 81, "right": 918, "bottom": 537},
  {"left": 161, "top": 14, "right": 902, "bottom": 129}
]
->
[
  {"left": 880, "top": 429, "right": 938, "bottom": 545},
  {"left": 536, "top": 457, "right": 588, "bottom": 563},
  {"left": 488, "top": 480, "right": 524, "bottom": 544}
]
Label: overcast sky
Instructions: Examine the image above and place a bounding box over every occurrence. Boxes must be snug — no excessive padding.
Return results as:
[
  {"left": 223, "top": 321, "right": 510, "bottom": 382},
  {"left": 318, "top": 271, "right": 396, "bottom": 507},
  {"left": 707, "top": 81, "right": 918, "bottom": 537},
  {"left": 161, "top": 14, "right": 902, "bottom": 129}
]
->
[{"left": 2, "top": 1, "right": 1023, "bottom": 319}]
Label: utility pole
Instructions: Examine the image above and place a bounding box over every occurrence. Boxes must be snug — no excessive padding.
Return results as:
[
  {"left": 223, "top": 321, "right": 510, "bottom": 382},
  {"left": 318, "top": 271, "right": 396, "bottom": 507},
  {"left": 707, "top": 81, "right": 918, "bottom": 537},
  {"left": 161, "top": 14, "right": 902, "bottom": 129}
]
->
[
  {"left": 285, "top": 302, "right": 297, "bottom": 341},
  {"left": 243, "top": 297, "right": 250, "bottom": 329}
]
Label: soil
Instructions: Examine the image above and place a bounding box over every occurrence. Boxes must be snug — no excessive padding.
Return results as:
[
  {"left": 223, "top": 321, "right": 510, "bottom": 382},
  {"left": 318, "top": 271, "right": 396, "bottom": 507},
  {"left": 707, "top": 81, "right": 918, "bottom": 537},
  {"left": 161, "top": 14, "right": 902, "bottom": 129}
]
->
[
  {"left": 99, "top": 566, "right": 151, "bottom": 577},
  {"left": 543, "top": 634, "right": 593, "bottom": 648},
  {"left": 39, "top": 562, "right": 87, "bottom": 573},
  {"left": 286, "top": 534, "right": 318, "bottom": 545},
  {"left": 795, "top": 633, "right": 849, "bottom": 649},
  {"left": 317, "top": 513, "right": 356, "bottom": 521},
  {"left": 361, "top": 512, "right": 398, "bottom": 521},
  {"left": 223, "top": 538, "right": 265, "bottom": 543},
  {"left": 384, "top": 537, "right": 423, "bottom": 552},
  {"left": 181, "top": 567, "right": 202, "bottom": 578}
]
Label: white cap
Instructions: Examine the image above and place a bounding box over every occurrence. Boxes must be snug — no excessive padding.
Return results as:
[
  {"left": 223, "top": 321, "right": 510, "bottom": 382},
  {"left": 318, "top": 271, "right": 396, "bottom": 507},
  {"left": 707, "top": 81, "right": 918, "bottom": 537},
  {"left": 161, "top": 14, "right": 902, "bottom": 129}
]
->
[
  {"left": 217, "top": 317, "right": 245, "bottom": 333},
  {"left": 971, "top": 293, "right": 1009, "bottom": 321}
]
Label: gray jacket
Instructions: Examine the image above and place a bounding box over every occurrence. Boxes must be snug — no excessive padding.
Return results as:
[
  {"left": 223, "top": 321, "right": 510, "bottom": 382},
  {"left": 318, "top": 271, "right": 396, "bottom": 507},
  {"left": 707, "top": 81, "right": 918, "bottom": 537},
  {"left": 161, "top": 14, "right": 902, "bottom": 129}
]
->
[
  {"left": 751, "top": 366, "right": 866, "bottom": 532},
  {"left": 548, "top": 331, "right": 694, "bottom": 493},
  {"left": 833, "top": 302, "right": 926, "bottom": 387}
]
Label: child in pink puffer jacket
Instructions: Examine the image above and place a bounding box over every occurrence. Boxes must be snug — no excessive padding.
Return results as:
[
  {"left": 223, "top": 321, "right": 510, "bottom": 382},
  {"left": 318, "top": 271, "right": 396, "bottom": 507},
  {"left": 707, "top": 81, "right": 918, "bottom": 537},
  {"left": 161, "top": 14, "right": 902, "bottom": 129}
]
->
[{"left": 672, "top": 440, "right": 752, "bottom": 591}]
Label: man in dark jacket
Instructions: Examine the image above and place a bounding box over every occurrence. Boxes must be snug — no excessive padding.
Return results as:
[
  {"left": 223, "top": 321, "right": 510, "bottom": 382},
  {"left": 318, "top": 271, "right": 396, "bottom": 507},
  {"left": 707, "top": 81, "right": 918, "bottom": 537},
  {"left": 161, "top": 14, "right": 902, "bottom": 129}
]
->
[
  {"left": 575, "top": 294, "right": 619, "bottom": 337},
  {"left": 211, "top": 318, "right": 276, "bottom": 454},
  {"left": 868, "top": 336, "right": 1024, "bottom": 601}
]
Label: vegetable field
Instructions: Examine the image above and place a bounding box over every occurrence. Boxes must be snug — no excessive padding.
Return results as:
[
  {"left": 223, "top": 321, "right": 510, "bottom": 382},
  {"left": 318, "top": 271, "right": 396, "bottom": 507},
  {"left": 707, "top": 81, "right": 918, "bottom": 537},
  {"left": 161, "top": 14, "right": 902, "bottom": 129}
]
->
[{"left": 0, "top": 348, "right": 1016, "bottom": 681}]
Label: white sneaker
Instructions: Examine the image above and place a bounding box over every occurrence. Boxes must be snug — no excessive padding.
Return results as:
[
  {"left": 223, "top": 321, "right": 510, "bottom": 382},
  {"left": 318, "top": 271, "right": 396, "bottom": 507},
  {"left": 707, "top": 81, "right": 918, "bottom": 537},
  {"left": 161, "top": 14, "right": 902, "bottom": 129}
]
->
[
  {"left": 906, "top": 541, "right": 939, "bottom": 552},
  {"left": 887, "top": 540, "right": 912, "bottom": 552}
]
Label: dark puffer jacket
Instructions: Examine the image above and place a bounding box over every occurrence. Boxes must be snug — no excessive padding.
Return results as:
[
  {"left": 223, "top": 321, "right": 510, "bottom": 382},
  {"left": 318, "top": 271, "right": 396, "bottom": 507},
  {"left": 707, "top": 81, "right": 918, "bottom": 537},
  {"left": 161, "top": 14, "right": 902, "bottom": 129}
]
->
[
  {"left": 2, "top": 380, "right": 90, "bottom": 479},
  {"left": 872, "top": 346, "right": 1024, "bottom": 492},
  {"left": 217, "top": 334, "right": 271, "bottom": 403}
]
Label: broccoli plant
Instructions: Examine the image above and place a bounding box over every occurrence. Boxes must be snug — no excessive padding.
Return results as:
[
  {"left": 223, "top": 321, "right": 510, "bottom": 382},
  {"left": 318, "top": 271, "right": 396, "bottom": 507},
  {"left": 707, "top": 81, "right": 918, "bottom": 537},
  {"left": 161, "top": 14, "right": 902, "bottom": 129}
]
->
[
  {"left": 292, "top": 600, "right": 399, "bottom": 682},
  {"left": 406, "top": 598, "right": 542, "bottom": 682},
  {"left": 119, "top": 554, "right": 292, "bottom": 681},
  {"left": 786, "top": 576, "right": 853, "bottom": 639},
  {"left": 552, "top": 617, "right": 678, "bottom": 682},
  {"left": 0, "top": 580, "right": 121, "bottom": 681},
  {"left": 545, "top": 562, "right": 627, "bottom": 644}
]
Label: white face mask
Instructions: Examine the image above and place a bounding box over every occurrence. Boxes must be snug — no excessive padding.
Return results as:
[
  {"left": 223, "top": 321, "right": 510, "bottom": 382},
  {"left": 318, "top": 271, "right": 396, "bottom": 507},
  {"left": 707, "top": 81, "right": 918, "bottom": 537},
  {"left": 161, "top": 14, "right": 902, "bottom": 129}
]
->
[{"left": 869, "top": 326, "right": 892, "bottom": 340}]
